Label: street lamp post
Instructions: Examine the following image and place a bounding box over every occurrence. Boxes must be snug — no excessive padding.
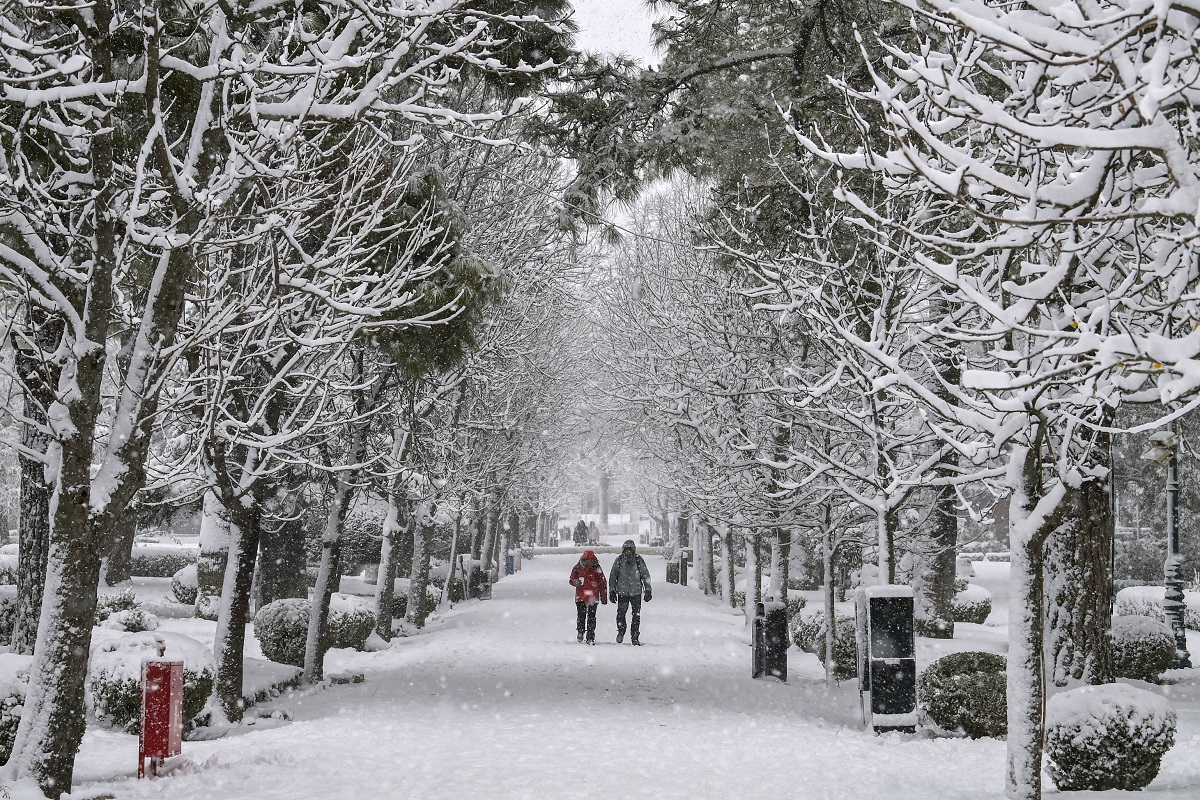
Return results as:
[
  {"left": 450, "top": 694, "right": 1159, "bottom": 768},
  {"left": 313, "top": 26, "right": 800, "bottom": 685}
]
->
[{"left": 1141, "top": 426, "right": 1192, "bottom": 669}]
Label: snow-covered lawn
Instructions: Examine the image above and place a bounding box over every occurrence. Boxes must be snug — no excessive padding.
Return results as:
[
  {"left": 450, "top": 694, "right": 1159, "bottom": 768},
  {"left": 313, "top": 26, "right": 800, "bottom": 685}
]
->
[{"left": 64, "top": 555, "right": 1200, "bottom": 799}]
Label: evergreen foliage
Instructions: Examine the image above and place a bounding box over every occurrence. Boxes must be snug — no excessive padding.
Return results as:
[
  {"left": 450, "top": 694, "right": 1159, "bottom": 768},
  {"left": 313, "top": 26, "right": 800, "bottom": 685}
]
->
[{"left": 918, "top": 652, "right": 1007, "bottom": 738}]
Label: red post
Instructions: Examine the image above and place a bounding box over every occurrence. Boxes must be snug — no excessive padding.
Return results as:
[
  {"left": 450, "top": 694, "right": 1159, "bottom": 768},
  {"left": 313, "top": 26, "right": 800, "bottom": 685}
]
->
[{"left": 139, "top": 660, "right": 184, "bottom": 778}]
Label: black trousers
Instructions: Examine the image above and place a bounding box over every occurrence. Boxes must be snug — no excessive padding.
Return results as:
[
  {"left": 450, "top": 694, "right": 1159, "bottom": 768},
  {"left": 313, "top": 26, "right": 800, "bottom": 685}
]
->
[
  {"left": 576, "top": 601, "right": 598, "bottom": 640},
  {"left": 616, "top": 594, "right": 642, "bottom": 640}
]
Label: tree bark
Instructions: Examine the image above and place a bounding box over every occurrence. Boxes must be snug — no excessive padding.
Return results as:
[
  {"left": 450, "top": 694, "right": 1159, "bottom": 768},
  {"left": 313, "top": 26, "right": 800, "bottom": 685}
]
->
[
  {"left": 374, "top": 495, "right": 407, "bottom": 640},
  {"left": 196, "top": 489, "right": 232, "bottom": 620},
  {"left": 406, "top": 502, "right": 434, "bottom": 628},
  {"left": 13, "top": 418, "right": 51, "bottom": 656},
  {"left": 212, "top": 497, "right": 261, "bottom": 721},
  {"left": 1044, "top": 472, "right": 1114, "bottom": 686},
  {"left": 257, "top": 514, "right": 308, "bottom": 607},
  {"left": 719, "top": 521, "right": 736, "bottom": 607},
  {"left": 99, "top": 516, "right": 136, "bottom": 586}
]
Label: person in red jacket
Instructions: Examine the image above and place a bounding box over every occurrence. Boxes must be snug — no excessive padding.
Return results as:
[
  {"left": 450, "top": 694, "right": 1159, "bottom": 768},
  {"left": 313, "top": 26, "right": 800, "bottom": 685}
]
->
[{"left": 570, "top": 550, "right": 608, "bottom": 644}]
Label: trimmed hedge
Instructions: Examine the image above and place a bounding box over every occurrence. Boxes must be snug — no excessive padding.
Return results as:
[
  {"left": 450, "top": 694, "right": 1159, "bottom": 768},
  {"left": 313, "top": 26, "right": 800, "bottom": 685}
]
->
[
  {"left": 918, "top": 651, "right": 1007, "bottom": 738},
  {"left": 952, "top": 582, "right": 993, "bottom": 624},
  {"left": 1046, "top": 683, "right": 1176, "bottom": 791},
  {"left": 94, "top": 587, "right": 139, "bottom": 626},
  {"left": 129, "top": 547, "right": 197, "bottom": 578},
  {"left": 87, "top": 632, "right": 215, "bottom": 734},
  {"left": 0, "top": 653, "right": 31, "bottom": 764},
  {"left": 171, "top": 564, "right": 199, "bottom": 605},
  {"left": 0, "top": 586, "right": 17, "bottom": 645},
  {"left": 1110, "top": 615, "right": 1175, "bottom": 682},
  {"left": 254, "top": 595, "right": 377, "bottom": 668}
]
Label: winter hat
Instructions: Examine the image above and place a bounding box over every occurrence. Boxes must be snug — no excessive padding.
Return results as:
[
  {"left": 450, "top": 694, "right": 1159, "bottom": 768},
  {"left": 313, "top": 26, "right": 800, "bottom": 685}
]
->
[
  {"left": 581, "top": 550, "right": 597, "bottom": 561},
  {"left": 622, "top": 539, "right": 636, "bottom": 552}
]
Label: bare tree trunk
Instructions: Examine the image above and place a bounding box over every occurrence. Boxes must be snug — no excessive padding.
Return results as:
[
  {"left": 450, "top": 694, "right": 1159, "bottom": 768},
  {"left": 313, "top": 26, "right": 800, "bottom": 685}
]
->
[
  {"left": 479, "top": 494, "right": 497, "bottom": 573},
  {"left": 13, "top": 423, "right": 51, "bottom": 655},
  {"left": 12, "top": 311, "right": 58, "bottom": 655},
  {"left": 99, "top": 516, "right": 136, "bottom": 586},
  {"left": 407, "top": 502, "right": 434, "bottom": 628},
  {"left": 304, "top": 477, "right": 353, "bottom": 683},
  {"left": 1006, "top": 443, "right": 1069, "bottom": 800},
  {"left": 212, "top": 499, "right": 261, "bottom": 721},
  {"left": 442, "top": 509, "right": 462, "bottom": 607},
  {"left": 1045, "top": 471, "right": 1114, "bottom": 686},
  {"left": 196, "top": 489, "right": 231, "bottom": 620},
  {"left": 374, "top": 495, "right": 406, "bottom": 640},
  {"left": 257, "top": 514, "right": 308, "bottom": 607},
  {"left": 823, "top": 525, "right": 836, "bottom": 688},
  {"left": 719, "top": 521, "right": 736, "bottom": 607}
]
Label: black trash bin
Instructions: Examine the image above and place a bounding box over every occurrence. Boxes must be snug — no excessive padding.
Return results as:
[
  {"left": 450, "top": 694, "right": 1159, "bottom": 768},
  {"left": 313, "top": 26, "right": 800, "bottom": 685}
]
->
[
  {"left": 855, "top": 586, "right": 916, "bottom": 733},
  {"left": 752, "top": 601, "right": 788, "bottom": 681},
  {"left": 679, "top": 550, "right": 689, "bottom": 587}
]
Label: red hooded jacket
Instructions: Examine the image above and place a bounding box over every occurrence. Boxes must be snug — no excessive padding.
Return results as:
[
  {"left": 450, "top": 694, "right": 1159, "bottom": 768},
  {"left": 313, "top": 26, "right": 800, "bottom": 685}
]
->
[{"left": 570, "top": 551, "right": 608, "bottom": 605}]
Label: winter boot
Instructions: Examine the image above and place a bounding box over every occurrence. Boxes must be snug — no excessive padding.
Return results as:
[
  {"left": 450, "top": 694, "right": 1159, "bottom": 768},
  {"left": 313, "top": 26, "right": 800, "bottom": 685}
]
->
[
  {"left": 631, "top": 638, "right": 642, "bottom": 646},
  {"left": 616, "top": 631, "right": 624, "bottom": 643},
  {"left": 577, "top": 632, "right": 584, "bottom": 643}
]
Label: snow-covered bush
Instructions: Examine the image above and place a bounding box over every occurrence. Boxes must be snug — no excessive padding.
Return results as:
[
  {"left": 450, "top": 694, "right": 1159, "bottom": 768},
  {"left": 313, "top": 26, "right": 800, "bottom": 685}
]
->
[
  {"left": 328, "top": 593, "right": 376, "bottom": 650},
  {"left": 128, "top": 546, "right": 197, "bottom": 578},
  {"left": 791, "top": 603, "right": 856, "bottom": 679},
  {"left": 254, "top": 598, "right": 310, "bottom": 667},
  {"left": 1110, "top": 615, "right": 1176, "bottom": 683},
  {"left": 0, "top": 554, "right": 17, "bottom": 585},
  {"left": 255, "top": 595, "right": 377, "bottom": 668},
  {"left": 952, "top": 582, "right": 992, "bottom": 624},
  {"left": 171, "top": 564, "right": 199, "bottom": 605},
  {"left": 101, "top": 608, "right": 160, "bottom": 633},
  {"left": 0, "top": 653, "right": 31, "bottom": 764},
  {"left": 94, "top": 587, "right": 139, "bottom": 625},
  {"left": 0, "top": 585, "right": 17, "bottom": 644},
  {"left": 390, "top": 587, "right": 438, "bottom": 621},
  {"left": 1114, "top": 585, "right": 1200, "bottom": 630},
  {"left": 87, "top": 632, "right": 216, "bottom": 734},
  {"left": 1046, "top": 683, "right": 1176, "bottom": 791},
  {"left": 918, "top": 651, "right": 1007, "bottom": 738}
]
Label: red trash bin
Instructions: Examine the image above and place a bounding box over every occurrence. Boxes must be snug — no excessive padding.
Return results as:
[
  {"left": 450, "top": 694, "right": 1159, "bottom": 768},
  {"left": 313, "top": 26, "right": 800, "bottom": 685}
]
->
[{"left": 139, "top": 659, "right": 184, "bottom": 778}]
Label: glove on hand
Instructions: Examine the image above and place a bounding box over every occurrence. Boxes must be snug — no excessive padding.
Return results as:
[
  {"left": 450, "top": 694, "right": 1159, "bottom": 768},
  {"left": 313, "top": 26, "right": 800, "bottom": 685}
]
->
[
  {"left": 572, "top": 578, "right": 582, "bottom": 587},
  {"left": 609, "top": 591, "right": 618, "bottom": 604},
  {"left": 644, "top": 590, "right": 652, "bottom": 602}
]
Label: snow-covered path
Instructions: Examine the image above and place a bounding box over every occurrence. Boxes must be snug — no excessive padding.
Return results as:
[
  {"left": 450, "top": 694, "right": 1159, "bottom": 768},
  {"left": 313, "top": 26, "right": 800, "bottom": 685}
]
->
[{"left": 71, "top": 553, "right": 1200, "bottom": 800}]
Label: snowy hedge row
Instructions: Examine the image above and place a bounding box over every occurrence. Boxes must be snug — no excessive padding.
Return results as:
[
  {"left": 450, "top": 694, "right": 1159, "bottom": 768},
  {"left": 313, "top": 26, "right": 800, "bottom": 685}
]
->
[
  {"left": 1046, "top": 683, "right": 1176, "bottom": 791},
  {"left": 129, "top": 546, "right": 197, "bottom": 578},
  {"left": 1114, "top": 585, "right": 1200, "bottom": 630},
  {"left": 254, "top": 594, "right": 376, "bottom": 668},
  {"left": 0, "top": 554, "right": 17, "bottom": 586}
]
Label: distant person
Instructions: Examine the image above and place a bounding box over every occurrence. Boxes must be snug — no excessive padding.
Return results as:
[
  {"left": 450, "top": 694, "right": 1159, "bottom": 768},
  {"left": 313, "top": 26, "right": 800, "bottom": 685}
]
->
[
  {"left": 608, "top": 539, "right": 652, "bottom": 645},
  {"left": 588, "top": 520, "right": 600, "bottom": 544},
  {"left": 569, "top": 549, "right": 608, "bottom": 644},
  {"left": 573, "top": 519, "right": 588, "bottom": 546}
]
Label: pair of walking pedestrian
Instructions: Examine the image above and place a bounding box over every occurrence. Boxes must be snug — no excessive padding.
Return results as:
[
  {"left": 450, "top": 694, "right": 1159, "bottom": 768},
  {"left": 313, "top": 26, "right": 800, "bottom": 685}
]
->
[{"left": 569, "top": 539, "right": 652, "bottom": 645}]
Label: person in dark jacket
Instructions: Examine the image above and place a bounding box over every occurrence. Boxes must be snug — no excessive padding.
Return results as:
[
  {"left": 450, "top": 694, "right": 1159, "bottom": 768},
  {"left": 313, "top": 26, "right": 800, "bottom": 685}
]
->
[
  {"left": 570, "top": 550, "right": 608, "bottom": 644},
  {"left": 608, "top": 539, "right": 652, "bottom": 645}
]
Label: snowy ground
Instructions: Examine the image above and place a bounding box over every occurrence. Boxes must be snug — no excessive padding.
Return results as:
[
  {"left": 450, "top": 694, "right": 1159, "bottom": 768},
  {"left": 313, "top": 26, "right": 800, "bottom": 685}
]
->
[{"left": 60, "top": 553, "right": 1200, "bottom": 800}]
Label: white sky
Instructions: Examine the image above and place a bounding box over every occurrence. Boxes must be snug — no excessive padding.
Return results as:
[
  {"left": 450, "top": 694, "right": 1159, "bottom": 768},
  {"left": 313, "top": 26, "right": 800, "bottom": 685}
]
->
[{"left": 570, "top": 0, "right": 659, "bottom": 65}]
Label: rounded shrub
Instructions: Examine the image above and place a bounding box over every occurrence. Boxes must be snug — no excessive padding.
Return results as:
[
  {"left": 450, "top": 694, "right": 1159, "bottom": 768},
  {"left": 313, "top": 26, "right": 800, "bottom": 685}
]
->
[
  {"left": 101, "top": 608, "right": 160, "bottom": 633},
  {"left": 0, "top": 653, "right": 31, "bottom": 764},
  {"left": 918, "top": 651, "right": 1007, "bottom": 738},
  {"left": 128, "top": 547, "right": 197, "bottom": 578},
  {"left": 0, "top": 554, "right": 18, "bottom": 586},
  {"left": 1110, "top": 615, "right": 1175, "bottom": 682},
  {"left": 0, "top": 585, "right": 18, "bottom": 645},
  {"left": 952, "top": 583, "right": 992, "bottom": 624},
  {"left": 328, "top": 593, "right": 376, "bottom": 649},
  {"left": 254, "top": 594, "right": 378, "bottom": 667},
  {"left": 87, "top": 632, "right": 215, "bottom": 734},
  {"left": 94, "top": 587, "right": 139, "bottom": 626},
  {"left": 171, "top": 564, "right": 199, "bottom": 605},
  {"left": 1046, "top": 683, "right": 1176, "bottom": 792},
  {"left": 254, "top": 598, "right": 310, "bottom": 668}
]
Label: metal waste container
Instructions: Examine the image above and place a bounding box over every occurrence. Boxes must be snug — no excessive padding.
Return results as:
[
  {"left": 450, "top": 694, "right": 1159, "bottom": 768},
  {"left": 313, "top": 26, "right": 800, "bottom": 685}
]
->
[
  {"left": 752, "top": 601, "right": 788, "bottom": 681},
  {"left": 856, "top": 585, "right": 916, "bottom": 733}
]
